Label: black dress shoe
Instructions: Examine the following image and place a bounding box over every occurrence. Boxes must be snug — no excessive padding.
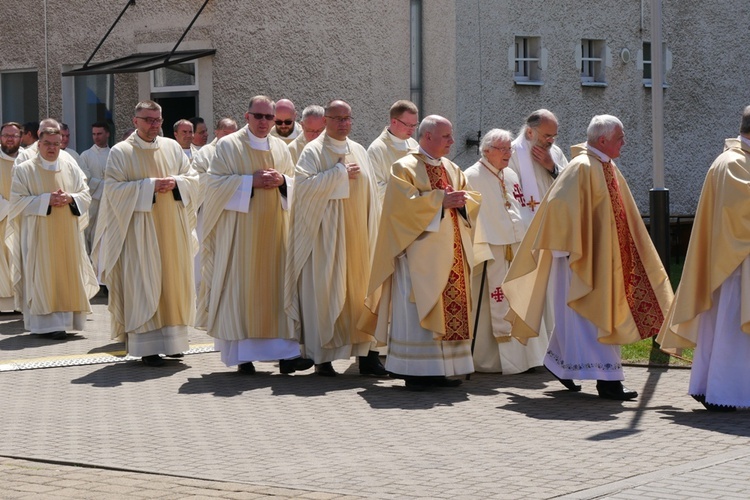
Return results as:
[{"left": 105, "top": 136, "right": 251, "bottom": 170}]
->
[
  {"left": 546, "top": 366, "right": 581, "bottom": 392},
  {"left": 359, "top": 350, "right": 388, "bottom": 376},
  {"left": 404, "top": 377, "right": 431, "bottom": 392},
  {"left": 237, "top": 362, "right": 256, "bottom": 374},
  {"left": 165, "top": 353, "right": 184, "bottom": 358},
  {"left": 596, "top": 380, "right": 638, "bottom": 400},
  {"left": 314, "top": 362, "right": 337, "bottom": 377},
  {"left": 279, "top": 357, "right": 314, "bottom": 374},
  {"left": 142, "top": 355, "right": 165, "bottom": 367},
  {"left": 50, "top": 331, "right": 68, "bottom": 340},
  {"left": 429, "top": 376, "right": 463, "bottom": 387}
]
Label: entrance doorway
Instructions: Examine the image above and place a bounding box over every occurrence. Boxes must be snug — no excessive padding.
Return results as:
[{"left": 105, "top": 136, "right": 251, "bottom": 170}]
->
[{"left": 153, "top": 92, "right": 198, "bottom": 140}]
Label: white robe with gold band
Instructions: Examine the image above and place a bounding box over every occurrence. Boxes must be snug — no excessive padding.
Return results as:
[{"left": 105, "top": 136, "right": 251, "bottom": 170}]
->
[
  {"left": 465, "top": 160, "right": 548, "bottom": 374},
  {"left": 79, "top": 144, "right": 110, "bottom": 258},
  {"left": 0, "top": 150, "right": 17, "bottom": 311},
  {"left": 287, "top": 134, "right": 308, "bottom": 166},
  {"left": 367, "top": 127, "right": 419, "bottom": 205},
  {"left": 10, "top": 155, "right": 98, "bottom": 333},
  {"left": 94, "top": 134, "right": 198, "bottom": 356},
  {"left": 285, "top": 133, "right": 379, "bottom": 363},
  {"left": 199, "top": 127, "right": 300, "bottom": 365}
]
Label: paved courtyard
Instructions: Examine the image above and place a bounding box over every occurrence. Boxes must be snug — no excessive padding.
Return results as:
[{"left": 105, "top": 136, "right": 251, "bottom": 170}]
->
[{"left": 1, "top": 299, "right": 749, "bottom": 499}]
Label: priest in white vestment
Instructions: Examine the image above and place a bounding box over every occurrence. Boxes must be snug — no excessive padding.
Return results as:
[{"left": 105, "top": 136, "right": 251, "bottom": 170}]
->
[
  {"left": 287, "top": 105, "right": 325, "bottom": 165},
  {"left": 658, "top": 109, "right": 750, "bottom": 411},
  {"left": 465, "top": 129, "right": 548, "bottom": 374},
  {"left": 285, "top": 100, "right": 386, "bottom": 377},
  {"left": 504, "top": 115, "right": 673, "bottom": 400},
  {"left": 198, "top": 96, "right": 313, "bottom": 375},
  {"left": 0, "top": 122, "right": 23, "bottom": 311},
  {"left": 10, "top": 127, "right": 98, "bottom": 339},
  {"left": 270, "top": 99, "right": 302, "bottom": 145},
  {"left": 361, "top": 115, "right": 481, "bottom": 391},
  {"left": 94, "top": 100, "right": 199, "bottom": 367},
  {"left": 15, "top": 118, "right": 60, "bottom": 166},
  {"left": 79, "top": 122, "right": 111, "bottom": 257},
  {"left": 367, "top": 100, "right": 420, "bottom": 204}
]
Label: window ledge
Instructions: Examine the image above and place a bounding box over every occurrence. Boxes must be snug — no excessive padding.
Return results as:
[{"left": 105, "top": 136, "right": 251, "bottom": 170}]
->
[
  {"left": 581, "top": 81, "right": 607, "bottom": 88},
  {"left": 514, "top": 80, "right": 544, "bottom": 86},
  {"left": 643, "top": 81, "right": 670, "bottom": 89}
]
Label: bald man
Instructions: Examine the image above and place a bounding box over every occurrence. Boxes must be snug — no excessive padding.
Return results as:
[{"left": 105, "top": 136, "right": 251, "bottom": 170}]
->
[{"left": 269, "top": 99, "right": 302, "bottom": 144}]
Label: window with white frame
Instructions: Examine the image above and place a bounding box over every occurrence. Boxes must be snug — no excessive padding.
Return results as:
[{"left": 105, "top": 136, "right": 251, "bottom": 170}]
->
[
  {"left": 579, "top": 39, "right": 607, "bottom": 86},
  {"left": 513, "top": 36, "right": 543, "bottom": 85},
  {"left": 151, "top": 61, "right": 198, "bottom": 92},
  {"left": 640, "top": 42, "right": 670, "bottom": 87},
  {"left": 0, "top": 71, "right": 39, "bottom": 124}
]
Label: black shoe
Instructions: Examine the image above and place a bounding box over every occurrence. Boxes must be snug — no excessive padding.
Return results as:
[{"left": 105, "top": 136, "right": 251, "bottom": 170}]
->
[
  {"left": 546, "top": 366, "right": 581, "bottom": 392},
  {"left": 279, "top": 357, "right": 314, "bottom": 374},
  {"left": 596, "top": 380, "right": 638, "bottom": 400},
  {"left": 429, "top": 376, "right": 463, "bottom": 387},
  {"left": 142, "top": 355, "right": 165, "bottom": 367},
  {"left": 314, "top": 362, "right": 337, "bottom": 377},
  {"left": 359, "top": 350, "right": 388, "bottom": 376},
  {"left": 165, "top": 353, "right": 184, "bottom": 358},
  {"left": 50, "top": 331, "right": 68, "bottom": 340},
  {"left": 404, "top": 377, "right": 431, "bottom": 392},
  {"left": 238, "top": 362, "right": 256, "bottom": 374}
]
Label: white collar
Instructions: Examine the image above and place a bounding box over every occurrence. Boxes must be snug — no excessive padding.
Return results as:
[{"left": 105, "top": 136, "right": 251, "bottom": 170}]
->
[
  {"left": 246, "top": 129, "right": 270, "bottom": 151},
  {"left": 40, "top": 157, "right": 60, "bottom": 171},
  {"left": 327, "top": 136, "right": 349, "bottom": 154},
  {"left": 387, "top": 129, "right": 409, "bottom": 151},
  {"left": 418, "top": 147, "right": 442, "bottom": 166},
  {"left": 133, "top": 133, "right": 159, "bottom": 149},
  {"left": 587, "top": 144, "right": 611, "bottom": 163},
  {"left": 740, "top": 135, "right": 750, "bottom": 149}
]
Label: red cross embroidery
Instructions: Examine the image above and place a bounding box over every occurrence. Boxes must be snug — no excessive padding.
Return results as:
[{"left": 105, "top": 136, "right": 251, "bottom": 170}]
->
[
  {"left": 491, "top": 287, "right": 505, "bottom": 303},
  {"left": 512, "top": 184, "right": 526, "bottom": 206}
]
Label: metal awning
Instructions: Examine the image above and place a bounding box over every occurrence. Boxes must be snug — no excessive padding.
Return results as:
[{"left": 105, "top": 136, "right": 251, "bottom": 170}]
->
[{"left": 61, "top": 0, "right": 212, "bottom": 77}]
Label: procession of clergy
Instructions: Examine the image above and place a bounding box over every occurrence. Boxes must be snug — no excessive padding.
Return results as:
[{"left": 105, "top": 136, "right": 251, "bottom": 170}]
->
[{"left": 1, "top": 97, "right": 749, "bottom": 410}]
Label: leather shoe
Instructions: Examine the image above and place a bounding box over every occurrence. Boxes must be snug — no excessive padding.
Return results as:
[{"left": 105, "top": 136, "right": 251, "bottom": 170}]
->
[
  {"left": 279, "top": 357, "right": 314, "bottom": 374},
  {"left": 359, "top": 351, "right": 388, "bottom": 377},
  {"left": 50, "top": 331, "right": 68, "bottom": 340},
  {"left": 237, "top": 362, "right": 256, "bottom": 374},
  {"left": 142, "top": 355, "right": 165, "bottom": 367},
  {"left": 314, "top": 362, "right": 337, "bottom": 377},
  {"left": 596, "top": 380, "right": 637, "bottom": 400},
  {"left": 404, "top": 377, "right": 430, "bottom": 392},
  {"left": 546, "top": 366, "right": 581, "bottom": 392},
  {"left": 166, "top": 353, "right": 184, "bottom": 358},
  {"left": 429, "top": 376, "right": 462, "bottom": 387}
]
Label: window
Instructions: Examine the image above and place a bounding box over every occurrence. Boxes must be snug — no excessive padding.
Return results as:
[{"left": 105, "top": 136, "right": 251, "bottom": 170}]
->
[
  {"left": 0, "top": 71, "right": 39, "bottom": 124},
  {"left": 152, "top": 61, "right": 198, "bottom": 92},
  {"left": 640, "top": 42, "right": 670, "bottom": 88},
  {"left": 512, "top": 36, "right": 544, "bottom": 85},
  {"left": 579, "top": 39, "right": 607, "bottom": 86},
  {"left": 74, "top": 74, "right": 114, "bottom": 151}
]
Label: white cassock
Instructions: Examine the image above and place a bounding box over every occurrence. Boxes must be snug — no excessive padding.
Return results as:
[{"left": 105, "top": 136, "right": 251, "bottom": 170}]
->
[{"left": 79, "top": 144, "right": 110, "bottom": 265}]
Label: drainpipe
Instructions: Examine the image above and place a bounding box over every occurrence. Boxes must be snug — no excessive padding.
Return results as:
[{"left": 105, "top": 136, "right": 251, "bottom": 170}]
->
[
  {"left": 410, "top": 0, "right": 423, "bottom": 115},
  {"left": 44, "top": 0, "right": 50, "bottom": 116}
]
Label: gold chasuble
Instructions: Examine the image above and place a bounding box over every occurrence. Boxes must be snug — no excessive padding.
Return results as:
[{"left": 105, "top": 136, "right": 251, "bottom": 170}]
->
[
  {"left": 658, "top": 138, "right": 750, "bottom": 349},
  {"left": 285, "top": 133, "right": 379, "bottom": 352},
  {"left": 94, "top": 134, "right": 198, "bottom": 341},
  {"left": 198, "top": 128, "right": 294, "bottom": 341},
  {"left": 10, "top": 156, "right": 97, "bottom": 316},
  {"left": 503, "top": 144, "right": 672, "bottom": 346},
  {"left": 0, "top": 152, "right": 16, "bottom": 308},
  {"left": 361, "top": 153, "right": 480, "bottom": 344}
]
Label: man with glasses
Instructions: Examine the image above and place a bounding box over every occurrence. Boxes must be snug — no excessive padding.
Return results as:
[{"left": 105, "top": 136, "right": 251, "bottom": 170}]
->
[
  {"left": 465, "top": 129, "right": 548, "bottom": 374},
  {"left": 286, "top": 99, "right": 386, "bottom": 377},
  {"left": 79, "top": 122, "right": 111, "bottom": 256},
  {"left": 15, "top": 118, "right": 63, "bottom": 166},
  {"left": 509, "top": 109, "right": 568, "bottom": 216},
  {"left": 287, "top": 105, "right": 325, "bottom": 165},
  {"left": 367, "top": 100, "right": 420, "bottom": 204},
  {"left": 94, "top": 100, "right": 199, "bottom": 366},
  {"left": 0, "top": 122, "right": 23, "bottom": 311},
  {"left": 10, "top": 127, "right": 98, "bottom": 339},
  {"left": 269, "top": 99, "right": 302, "bottom": 144},
  {"left": 362, "top": 115, "right": 480, "bottom": 390}
]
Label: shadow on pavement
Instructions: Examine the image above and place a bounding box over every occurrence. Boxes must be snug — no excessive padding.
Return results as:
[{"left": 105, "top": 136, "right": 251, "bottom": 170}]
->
[
  {"left": 88, "top": 342, "right": 125, "bottom": 354},
  {"left": 658, "top": 409, "right": 750, "bottom": 437},
  {"left": 70, "top": 360, "right": 190, "bottom": 387},
  {"left": 0, "top": 332, "right": 86, "bottom": 351},
  {"left": 358, "top": 383, "right": 475, "bottom": 410},
  {"left": 0, "top": 318, "right": 24, "bottom": 336}
]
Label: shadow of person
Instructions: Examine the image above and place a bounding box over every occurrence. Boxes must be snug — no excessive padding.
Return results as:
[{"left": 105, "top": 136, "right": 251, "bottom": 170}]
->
[
  {"left": 357, "top": 382, "right": 472, "bottom": 410},
  {"left": 0, "top": 331, "right": 85, "bottom": 351},
  {"left": 179, "top": 370, "right": 276, "bottom": 397},
  {"left": 88, "top": 342, "right": 126, "bottom": 354},
  {"left": 498, "top": 390, "right": 627, "bottom": 422},
  {"left": 0, "top": 318, "right": 23, "bottom": 336},
  {"left": 71, "top": 359, "right": 190, "bottom": 387},
  {"left": 658, "top": 408, "right": 750, "bottom": 437}
]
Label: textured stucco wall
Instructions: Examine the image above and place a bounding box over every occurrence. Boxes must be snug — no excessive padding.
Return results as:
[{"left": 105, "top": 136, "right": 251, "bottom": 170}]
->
[{"left": 449, "top": 0, "right": 750, "bottom": 214}]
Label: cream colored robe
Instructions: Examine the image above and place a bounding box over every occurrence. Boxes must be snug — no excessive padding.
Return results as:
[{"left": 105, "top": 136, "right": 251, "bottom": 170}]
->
[
  {"left": 503, "top": 144, "right": 673, "bottom": 346},
  {"left": 658, "top": 138, "right": 750, "bottom": 348},
  {"left": 10, "top": 155, "right": 97, "bottom": 325},
  {"left": 508, "top": 139, "right": 568, "bottom": 204},
  {"left": 94, "top": 134, "right": 198, "bottom": 342},
  {"left": 287, "top": 134, "right": 308, "bottom": 165},
  {"left": 270, "top": 122, "right": 302, "bottom": 145},
  {"left": 367, "top": 127, "right": 419, "bottom": 205},
  {"left": 79, "top": 144, "right": 110, "bottom": 252},
  {"left": 0, "top": 151, "right": 16, "bottom": 310},
  {"left": 198, "top": 127, "right": 295, "bottom": 341},
  {"left": 361, "top": 153, "right": 480, "bottom": 344},
  {"left": 285, "top": 133, "right": 379, "bottom": 358}
]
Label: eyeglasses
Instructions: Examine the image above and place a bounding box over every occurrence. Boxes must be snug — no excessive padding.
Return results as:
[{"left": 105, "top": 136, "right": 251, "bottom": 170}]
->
[
  {"left": 532, "top": 128, "right": 557, "bottom": 141},
  {"left": 1, "top": 134, "right": 20, "bottom": 139},
  {"left": 489, "top": 145, "right": 514, "bottom": 153},
  {"left": 135, "top": 116, "right": 164, "bottom": 126},
  {"left": 275, "top": 119, "right": 294, "bottom": 126},
  {"left": 395, "top": 118, "right": 418, "bottom": 129},
  {"left": 326, "top": 116, "right": 353, "bottom": 123},
  {"left": 249, "top": 113, "right": 275, "bottom": 121},
  {"left": 40, "top": 140, "right": 62, "bottom": 147}
]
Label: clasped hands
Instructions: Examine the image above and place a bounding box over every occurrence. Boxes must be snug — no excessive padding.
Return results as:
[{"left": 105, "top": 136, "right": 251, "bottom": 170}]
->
[
  {"left": 154, "top": 177, "right": 177, "bottom": 193},
  {"left": 252, "top": 169, "right": 285, "bottom": 189},
  {"left": 49, "top": 188, "right": 73, "bottom": 207},
  {"left": 442, "top": 185, "right": 467, "bottom": 209}
]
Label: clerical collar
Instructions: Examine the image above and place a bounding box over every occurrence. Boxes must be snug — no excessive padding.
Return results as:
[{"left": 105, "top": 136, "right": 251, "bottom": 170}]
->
[
  {"left": 182, "top": 148, "right": 193, "bottom": 159},
  {"left": 0, "top": 149, "right": 16, "bottom": 161},
  {"left": 478, "top": 158, "right": 501, "bottom": 176},
  {"left": 418, "top": 147, "right": 442, "bottom": 166},
  {"left": 740, "top": 135, "right": 750, "bottom": 149},
  {"left": 386, "top": 129, "right": 409, "bottom": 151},
  {"left": 93, "top": 144, "right": 109, "bottom": 152},
  {"left": 246, "top": 128, "right": 270, "bottom": 151},
  {"left": 40, "top": 157, "right": 60, "bottom": 172},
  {"left": 133, "top": 133, "right": 159, "bottom": 150},
  {"left": 327, "top": 136, "right": 349, "bottom": 155},
  {"left": 587, "top": 144, "right": 611, "bottom": 163}
]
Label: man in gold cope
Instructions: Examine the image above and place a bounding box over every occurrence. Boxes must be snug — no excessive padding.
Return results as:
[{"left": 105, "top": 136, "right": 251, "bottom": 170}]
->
[
  {"left": 198, "top": 96, "right": 313, "bottom": 375},
  {"left": 285, "top": 99, "right": 385, "bottom": 377},
  {"left": 362, "top": 115, "right": 480, "bottom": 390},
  {"left": 10, "top": 127, "right": 98, "bottom": 339},
  {"left": 94, "top": 100, "right": 199, "bottom": 366}
]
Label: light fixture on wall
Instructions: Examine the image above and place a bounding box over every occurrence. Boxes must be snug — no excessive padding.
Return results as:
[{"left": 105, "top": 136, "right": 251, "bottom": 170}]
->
[{"left": 620, "top": 48, "right": 631, "bottom": 64}]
